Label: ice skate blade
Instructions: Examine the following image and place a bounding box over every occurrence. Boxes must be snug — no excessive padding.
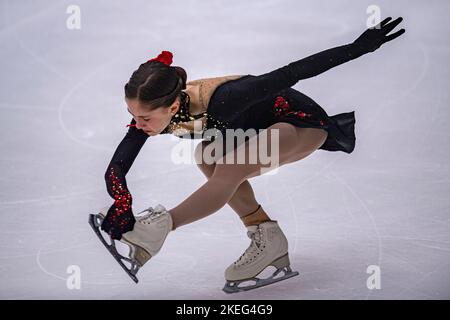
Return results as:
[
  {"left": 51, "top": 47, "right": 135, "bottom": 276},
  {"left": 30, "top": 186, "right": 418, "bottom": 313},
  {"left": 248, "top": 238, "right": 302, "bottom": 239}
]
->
[
  {"left": 222, "top": 267, "right": 299, "bottom": 294},
  {"left": 88, "top": 213, "right": 141, "bottom": 284}
]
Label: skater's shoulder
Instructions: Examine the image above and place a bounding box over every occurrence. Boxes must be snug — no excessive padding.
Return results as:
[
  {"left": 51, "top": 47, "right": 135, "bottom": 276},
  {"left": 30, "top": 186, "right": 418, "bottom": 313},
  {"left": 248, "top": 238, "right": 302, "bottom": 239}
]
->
[
  {"left": 187, "top": 74, "right": 246, "bottom": 110},
  {"left": 162, "top": 75, "right": 246, "bottom": 138},
  {"left": 187, "top": 74, "right": 245, "bottom": 84}
]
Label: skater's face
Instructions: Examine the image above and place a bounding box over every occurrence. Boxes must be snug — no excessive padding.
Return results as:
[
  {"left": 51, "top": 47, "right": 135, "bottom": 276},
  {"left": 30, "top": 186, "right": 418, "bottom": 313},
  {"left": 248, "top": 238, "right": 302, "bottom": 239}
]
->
[{"left": 125, "top": 97, "right": 180, "bottom": 136}]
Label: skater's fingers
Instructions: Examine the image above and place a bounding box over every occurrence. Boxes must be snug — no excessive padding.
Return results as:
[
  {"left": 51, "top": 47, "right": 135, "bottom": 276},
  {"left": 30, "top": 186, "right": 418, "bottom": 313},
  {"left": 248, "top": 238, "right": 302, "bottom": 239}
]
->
[
  {"left": 384, "top": 28, "right": 406, "bottom": 43},
  {"left": 375, "top": 16, "right": 392, "bottom": 29},
  {"left": 382, "top": 17, "right": 403, "bottom": 35}
]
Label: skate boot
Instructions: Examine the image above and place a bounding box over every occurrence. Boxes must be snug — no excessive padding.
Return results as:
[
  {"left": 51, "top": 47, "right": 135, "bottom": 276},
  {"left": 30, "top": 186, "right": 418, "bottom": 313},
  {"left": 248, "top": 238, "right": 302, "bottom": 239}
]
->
[
  {"left": 89, "top": 204, "right": 173, "bottom": 283},
  {"left": 223, "top": 221, "right": 299, "bottom": 293}
]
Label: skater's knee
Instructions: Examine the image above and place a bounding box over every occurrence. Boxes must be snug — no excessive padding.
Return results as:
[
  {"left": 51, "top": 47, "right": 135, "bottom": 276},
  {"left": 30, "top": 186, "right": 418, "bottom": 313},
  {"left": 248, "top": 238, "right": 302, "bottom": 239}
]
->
[{"left": 195, "top": 141, "right": 217, "bottom": 178}]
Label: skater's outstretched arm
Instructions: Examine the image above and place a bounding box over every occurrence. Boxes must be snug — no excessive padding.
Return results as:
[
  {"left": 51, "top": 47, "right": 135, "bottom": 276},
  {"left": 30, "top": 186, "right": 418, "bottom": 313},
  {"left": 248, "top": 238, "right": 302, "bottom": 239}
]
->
[
  {"left": 280, "top": 17, "right": 405, "bottom": 82},
  {"left": 224, "top": 17, "right": 405, "bottom": 108},
  {"left": 101, "top": 118, "right": 149, "bottom": 240}
]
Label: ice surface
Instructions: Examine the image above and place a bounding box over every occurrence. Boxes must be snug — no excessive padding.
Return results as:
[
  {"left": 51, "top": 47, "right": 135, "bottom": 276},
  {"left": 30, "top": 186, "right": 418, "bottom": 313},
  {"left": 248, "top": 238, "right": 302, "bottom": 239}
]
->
[{"left": 1, "top": 0, "right": 449, "bottom": 299}]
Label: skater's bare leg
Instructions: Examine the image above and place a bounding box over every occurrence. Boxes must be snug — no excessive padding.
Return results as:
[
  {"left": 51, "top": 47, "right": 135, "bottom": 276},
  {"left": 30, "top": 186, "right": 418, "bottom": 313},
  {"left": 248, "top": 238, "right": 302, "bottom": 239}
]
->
[
  {"left": 195, "top": 140, "right": 264, "bottom": 218},
  {"left": 168, "top": 123, "right": 328, "bottom": 229},
  {"left": 196, "top": 141, "right": 272, "bottom": 226}
]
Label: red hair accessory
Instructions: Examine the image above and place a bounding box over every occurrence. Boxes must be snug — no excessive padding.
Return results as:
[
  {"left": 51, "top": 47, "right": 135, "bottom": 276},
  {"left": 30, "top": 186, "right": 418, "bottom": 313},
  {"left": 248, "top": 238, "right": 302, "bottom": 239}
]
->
[{"left": 148, "top": 50, "right": 173, "bottom": 66}]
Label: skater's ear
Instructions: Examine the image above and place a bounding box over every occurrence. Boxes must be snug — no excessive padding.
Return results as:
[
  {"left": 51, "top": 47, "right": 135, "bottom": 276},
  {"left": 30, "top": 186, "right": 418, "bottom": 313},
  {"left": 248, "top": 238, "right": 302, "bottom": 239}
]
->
[{"left": 170, "top": 98, "right": 181, "bottom": 114}]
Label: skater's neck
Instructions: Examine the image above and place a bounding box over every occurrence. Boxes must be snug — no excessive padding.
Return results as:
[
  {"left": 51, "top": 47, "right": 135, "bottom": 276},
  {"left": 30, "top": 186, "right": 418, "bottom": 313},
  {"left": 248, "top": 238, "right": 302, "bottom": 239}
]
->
[{"left": 183, "top": 84, "right": 202, "bottom": 115}]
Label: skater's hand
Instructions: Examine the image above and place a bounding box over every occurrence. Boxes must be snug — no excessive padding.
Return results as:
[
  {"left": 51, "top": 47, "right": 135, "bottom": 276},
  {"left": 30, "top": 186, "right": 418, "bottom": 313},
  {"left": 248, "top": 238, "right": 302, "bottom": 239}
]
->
[
  {"left": 353, "top": 17, "right": 405, "bottom": 53},
  {"left": 103, "top": 165, "right": 136, "bottom": 239},
  {"left": 101, "top": 201, "right": 136, "bottom": 240}
]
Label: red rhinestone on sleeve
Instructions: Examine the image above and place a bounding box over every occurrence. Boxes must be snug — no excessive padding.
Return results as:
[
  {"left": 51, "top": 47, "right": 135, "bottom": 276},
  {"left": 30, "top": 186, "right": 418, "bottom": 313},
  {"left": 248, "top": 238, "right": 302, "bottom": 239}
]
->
[{"left": 108, "top": 167, "right": 133, "bottom": 227}]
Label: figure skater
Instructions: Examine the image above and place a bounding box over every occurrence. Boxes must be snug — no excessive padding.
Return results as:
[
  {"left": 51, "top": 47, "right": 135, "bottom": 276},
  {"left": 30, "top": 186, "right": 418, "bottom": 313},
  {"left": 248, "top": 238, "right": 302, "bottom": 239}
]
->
[{"left": 89, "top": 17, "right": 405, "bottom": 293}]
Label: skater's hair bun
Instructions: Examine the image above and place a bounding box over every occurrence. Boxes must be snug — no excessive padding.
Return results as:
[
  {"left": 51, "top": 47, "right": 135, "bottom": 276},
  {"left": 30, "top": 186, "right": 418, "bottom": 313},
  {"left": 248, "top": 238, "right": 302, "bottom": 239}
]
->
[{"left": 124, "top": 51, "right": 187, "bottom": 110}]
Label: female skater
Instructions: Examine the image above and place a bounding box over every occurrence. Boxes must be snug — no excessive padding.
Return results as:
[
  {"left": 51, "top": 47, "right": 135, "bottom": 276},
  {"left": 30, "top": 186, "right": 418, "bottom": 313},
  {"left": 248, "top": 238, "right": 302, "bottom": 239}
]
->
[{"left": 89, "top": 17, "right": 405, "bottom": 293}]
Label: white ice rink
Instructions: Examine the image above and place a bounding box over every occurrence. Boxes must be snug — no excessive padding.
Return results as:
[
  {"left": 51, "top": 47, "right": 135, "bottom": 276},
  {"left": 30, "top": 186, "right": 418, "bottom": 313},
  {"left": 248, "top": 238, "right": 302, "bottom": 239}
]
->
[{"left": 1, "top": 0, "right": 449, "bottom": 299}]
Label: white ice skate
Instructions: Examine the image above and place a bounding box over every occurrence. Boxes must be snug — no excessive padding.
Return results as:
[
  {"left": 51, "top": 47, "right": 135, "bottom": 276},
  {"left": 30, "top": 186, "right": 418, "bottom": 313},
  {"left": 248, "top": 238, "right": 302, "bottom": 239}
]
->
[
  {"left": 89, "top": 204, "right": 173, "bottom": 283},
  {"left": 223, "top": 221, "right": 299, "bottom": 293}
]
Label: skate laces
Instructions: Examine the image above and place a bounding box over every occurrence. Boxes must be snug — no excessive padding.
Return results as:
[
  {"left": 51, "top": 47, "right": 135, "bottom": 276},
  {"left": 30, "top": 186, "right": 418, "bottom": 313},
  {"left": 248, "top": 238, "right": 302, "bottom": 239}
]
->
[
  {"left": 235, "top": 227, "right": 264, "bottom": 265},
  {"left": 136, "top": 205, "right": 167, "bottom": 224}
]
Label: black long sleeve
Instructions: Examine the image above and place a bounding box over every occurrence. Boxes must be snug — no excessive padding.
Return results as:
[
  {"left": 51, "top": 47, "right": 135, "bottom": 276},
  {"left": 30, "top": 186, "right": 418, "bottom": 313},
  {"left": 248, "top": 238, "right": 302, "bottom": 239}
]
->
[
  {"left": 281, "top": 16, "right": 405, "bottom": 84},
  {"left": 221, "top": 17, "right": 405, "bottom": 110},
  {"left": 211, "top": 42, "right": 369, "bottom": 122},
  {"left": 279, "top": 42, "right": 367, "bottom": 84},
  {"left": 249, "top": 42, "right": 368, "bottom": 102},
  {"left": 104, "top": 118, "right": 149, "bottom": 199},
  {"left": 101, "top": 118, "right": 149, "bottom": 239}
]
